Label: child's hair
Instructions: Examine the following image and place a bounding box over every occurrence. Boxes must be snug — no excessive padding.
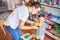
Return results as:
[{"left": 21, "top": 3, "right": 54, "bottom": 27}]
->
[
  {"left": 31, "top": 2, "right": 41, "bottom": 8},
  {"left": 38, "top": 14, "right": 45, "bottom": 18}
]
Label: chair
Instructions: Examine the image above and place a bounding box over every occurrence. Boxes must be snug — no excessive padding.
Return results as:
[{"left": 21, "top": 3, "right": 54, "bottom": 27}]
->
[{"left": 0, "top": 20, "right": 13, "bottom": 40}]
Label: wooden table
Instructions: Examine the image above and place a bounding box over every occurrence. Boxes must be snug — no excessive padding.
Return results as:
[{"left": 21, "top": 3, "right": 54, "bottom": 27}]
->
[{"left": 20, "top": 23, "right": 37, "bottom": 36}]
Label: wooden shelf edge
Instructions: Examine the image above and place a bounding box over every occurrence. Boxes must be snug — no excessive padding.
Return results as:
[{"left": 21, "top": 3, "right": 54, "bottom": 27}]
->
[
  {"left": 40, "top": 3, "right": 60, "bottom": 9},
  {"left": 46, "top": 31, "right": 60, "bottom": 40},
  {"left": 45, "top": 18, "right": 60, "bottom": 24}
]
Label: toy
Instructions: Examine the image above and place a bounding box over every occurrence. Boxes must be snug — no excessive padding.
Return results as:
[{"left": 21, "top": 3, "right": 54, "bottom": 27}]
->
[
  {"left": 57, "top": 16, "right": 60, "bottom": 19},
  {"left": 45, "top": 13, "right": 59, "bottom": 20},
  {"left": 54, "top": 2, "right": 56, "bottom": 5},
  {"left": 20, "top": 33, "right": 32, "bottom": 40},
  {"left": 48, "top": 0, "right": 52, "bottom": 4},
  {"left": 45, "top": 14, "right": 51, "bottom": 19},
  {"left": 56, "top": 27, "right": 60, "bottom": 33},
  {"left": 29, "top": 38, "right": 37, "bottom": 40},
  {"left": 29, "top": 37, "right": 40, "bottom": 40},
  {"left": 46, "top": 24, "right": 54, "bottom": 30},
  {"left": 50, "top": 15, "right": 56, "bottom": 18},
  {"left": 34, "top": 22, "right": 41, "bottom": 27},
  {"left": 20, "top": 33, "right": 40, "bottom": 40},
  {"left": 46, "top": 0, "right": 48, "bottom": 4},
  {"left": 29, "top": 34, "right": 40, "bottom": 40},
  {"left": 54, "top": 24, "right": 60, "bottom": 29},
  {"left": 50, "top": 2, "right": 52, "bottom": 5},
  {"left": 54, "top": 24, "right": 60, "bottom": 33},
  {"left": 40, "top": 0, "right": 46, "bottom": 3},
  {"left": 58, "top": 0, "right": 60, "bottom": 6},
  {"left": 53, "top": 0, "right": 57, "bottom": 5},
  {"left": 34, "top": 0, "right": 39, "bottom": 2},
  {"left": 48, "top": 13, "right": 52, "bottom": 17}
]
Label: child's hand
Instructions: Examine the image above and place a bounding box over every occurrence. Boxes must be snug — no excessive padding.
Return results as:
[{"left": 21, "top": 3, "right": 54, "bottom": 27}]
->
[{"left": 32, "top": 26, "right": 38, "bottom": 29}]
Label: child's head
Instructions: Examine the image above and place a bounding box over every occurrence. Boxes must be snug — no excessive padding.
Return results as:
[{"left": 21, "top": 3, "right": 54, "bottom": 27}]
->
[{"left": 38, "top": 14, "right": 45, "bottom": 23}]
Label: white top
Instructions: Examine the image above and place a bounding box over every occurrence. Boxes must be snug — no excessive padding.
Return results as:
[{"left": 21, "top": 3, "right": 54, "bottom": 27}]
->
[
  {"left": 37, "top": 22, "right": 48, "bottom": 37},
  {"left": 4, "top": 5, "right": 29, "bottom": 29}
]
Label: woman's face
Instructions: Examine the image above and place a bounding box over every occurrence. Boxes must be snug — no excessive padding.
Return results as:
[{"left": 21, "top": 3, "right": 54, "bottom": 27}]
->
[{"left": 31, "top": 7, "right": 40, "bottom": 15}]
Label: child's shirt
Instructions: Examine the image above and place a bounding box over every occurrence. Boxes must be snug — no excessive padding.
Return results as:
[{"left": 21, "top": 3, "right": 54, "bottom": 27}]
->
[{"left": 36, "top": 22, "right": 48, "bottom": 37}]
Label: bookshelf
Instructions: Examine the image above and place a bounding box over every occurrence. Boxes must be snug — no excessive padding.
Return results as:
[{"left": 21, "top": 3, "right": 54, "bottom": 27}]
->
[{"left": 40, "top": 3, "right": 60, "bottom": 9}]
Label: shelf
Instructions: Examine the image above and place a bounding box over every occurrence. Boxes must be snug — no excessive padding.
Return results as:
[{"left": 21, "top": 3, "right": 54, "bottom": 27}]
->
[
  {"left": 40, "top": 3, "right": 60, "bottom": 9},
  {"left": 29, "top": 18, "right": 60, "bottom": 40},
  {"left": 49, "top": 29, "right": 60, "bottom": 38},
  {"left": 45, "top": 18, "right": 60, "bottom": 24},
  {"left": 45, "top": 20, "right": 60, "bottom": 40},
  {"left": 46, "top": 30, "right": 60, "bottom": 40}
]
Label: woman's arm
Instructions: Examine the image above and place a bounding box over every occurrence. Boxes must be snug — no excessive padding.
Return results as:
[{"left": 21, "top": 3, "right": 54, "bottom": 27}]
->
[
  {"left": 26, "top": 19, "right": 35, "bottom": 25},
  {"left": 18, "top": 20, "right": 37, "bottom": 30}
]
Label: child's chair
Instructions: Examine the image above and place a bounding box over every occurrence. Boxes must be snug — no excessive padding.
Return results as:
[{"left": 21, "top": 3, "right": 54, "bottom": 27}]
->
[{"left": 0, "top": 20, "right": 13, "bottom": 40}]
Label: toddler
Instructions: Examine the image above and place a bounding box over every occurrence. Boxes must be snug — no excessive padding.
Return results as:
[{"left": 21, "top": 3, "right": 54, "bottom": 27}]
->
[{"left": 36, "top": 14, "right": 48, "bottom": 40}]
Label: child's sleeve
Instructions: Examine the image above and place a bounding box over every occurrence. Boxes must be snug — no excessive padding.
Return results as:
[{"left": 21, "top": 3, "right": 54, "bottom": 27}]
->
[{"left": 44, "top": 22, "right": 48, "bottom": 28}]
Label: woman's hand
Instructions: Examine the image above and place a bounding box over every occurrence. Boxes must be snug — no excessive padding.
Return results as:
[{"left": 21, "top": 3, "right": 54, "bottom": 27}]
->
[{"left": 32, "top": 26, "right": 38, "bottom": 29}]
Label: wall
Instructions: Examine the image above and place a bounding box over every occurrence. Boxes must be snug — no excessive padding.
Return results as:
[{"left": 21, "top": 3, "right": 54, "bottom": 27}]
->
[
  {"left": 4, "top": 0, "right": 20, "bottom": 10},
  {"left": 3, "top": 0, "right": 30, "bottom": 10}
]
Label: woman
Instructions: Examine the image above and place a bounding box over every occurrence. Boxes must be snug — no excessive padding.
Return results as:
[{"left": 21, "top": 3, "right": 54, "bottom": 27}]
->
[{"left": 4, "top": 2, "right": 41, "bottom": 40}]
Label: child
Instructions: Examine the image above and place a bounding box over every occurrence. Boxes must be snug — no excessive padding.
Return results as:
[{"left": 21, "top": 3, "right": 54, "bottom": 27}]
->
[{"left": 36, "top": 14, "right": 48, "bottom": 40}]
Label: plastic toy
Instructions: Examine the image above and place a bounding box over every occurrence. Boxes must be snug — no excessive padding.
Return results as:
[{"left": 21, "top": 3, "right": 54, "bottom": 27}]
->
[
  {"left": 51, "top": 15, "right": 56, "bottom": 18},
  {"left": 48, "top": 0, "right": 52, "bottom": 4},
  {"left": 20, "top": 33, "right": 32, "bottom": 40},
  {"left": 20, "top": 33, "right": 40, "bottom": 40},
  {"left": 54, "top": 24, "right": 60, "bottom": 33},
  {"left": 57, "top": 16, "right": 60, "bottom": 19},
  {"left": 29, "top": 34, "right": 40, "bottom": 40},
  {"left": 56, "top": 27, "right": 60, "bottom": 33},
  {"left": 58, "top": 0, "right": 60, "bottom": 6},
  {"left": 46, "top": 24, "right": 54, "bottom": 30},
  {"left": 40, "top": 0, "right": 46, "bottom": 3},
  {"left": 46, "top": 0, "right": 48, "bottom": 4},
  {"left": 53, "top": 0, "right": 57, "bottom": 5},
  {"left": 29, "top": 37, "right": 39, "bottom": 40},
  {"left": 34, "top": 22, "right": 41, "bottom": 27},
  {"left": 54, "top": 2, "right": 56, "bottom": 5},
  {"left": 45, "top": 13, "right": 58, "bottom": 20},
  {"left": 48, "top": 13, "right": 52, "bottom": 17},
  {"left": 29, "top": 37, "right": 36, "bottom": 40},
  {"left": 45, "top": 14, "right": 51, "bottom": 19},
  {"left": 50, "top": 2, "right": 52, "bottom": 5},
  {"left": 54, "top": 24, "right": 60, "bottom": 29}
]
